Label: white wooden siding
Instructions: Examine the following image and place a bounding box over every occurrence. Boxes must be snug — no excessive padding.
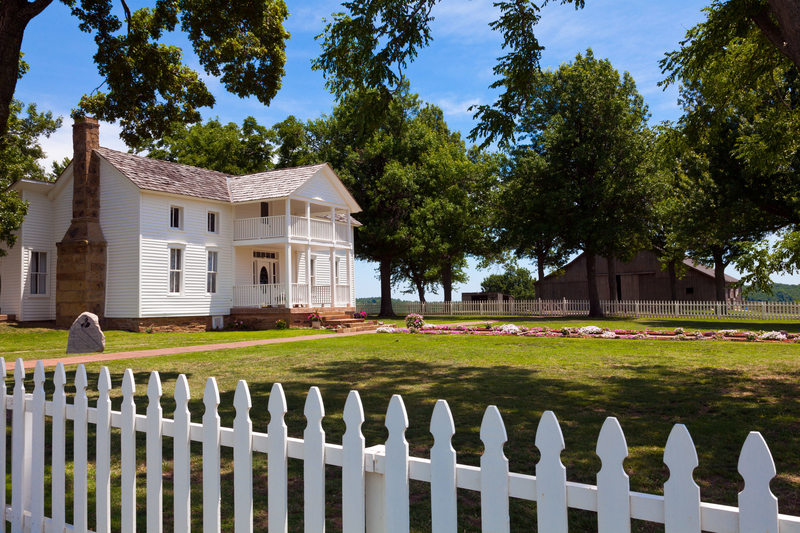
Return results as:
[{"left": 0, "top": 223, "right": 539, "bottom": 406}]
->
[
  {"left": 0, "top": 241, "right": 22, "bottom": 317},
  {"left": 234, "top": 200, "right": 282, "bottom": 220},
  {"left": 51, "top": 175, "right": 73, "bottom": 319},
  {"left": 294, "top": 173, "right": 347, "bottom": 207},
  {"left": 139, "top": 192, "right": 233, "bottom": 317},
  {"left": 20, "top": 190, "right": 54, "bottom": 321},
  {"left": 99, "top": 164, "right": 141, "bottom": 318},
  {"left": 312, "top": 254, "right": 331, "bottom": 286},
  {"left": 235, "top": 247, "right": 254, "bottom": 286}
]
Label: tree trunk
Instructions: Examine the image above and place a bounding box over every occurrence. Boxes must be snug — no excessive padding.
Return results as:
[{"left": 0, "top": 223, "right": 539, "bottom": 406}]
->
[
  {"left": 668, "top": 259, "right": 678, "bottom": 301},
  {"left": 441, "top": 262, "right": 453, "bottom": 302},
  {"left": 379, "top": 259, "right": 396, "bottom": 317},
  {"left": 712, "top": 248, "right": 727, "bottom": 302},
  {"left": 752, "top": 1, "right": 800, "bottom": 72},
  {"left": 607, "top": 256, "right": 618, "bottom": 301},
  {"left": 536, "top": 251, "right": 546, "bottom": 284},
  {"left": 0, "top": 0, "right": 53, "bottom": 141},
  {"left": 415, "top": 279, "right": 426, "bottom": 304},
  {"left": 586, "top": 254, "right": 603, "bottom": 318}
]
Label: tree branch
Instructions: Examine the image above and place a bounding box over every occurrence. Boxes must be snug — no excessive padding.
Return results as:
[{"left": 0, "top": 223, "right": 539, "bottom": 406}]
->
[{"left": 751, "top": 8, "right": 787, "bottom": 54}]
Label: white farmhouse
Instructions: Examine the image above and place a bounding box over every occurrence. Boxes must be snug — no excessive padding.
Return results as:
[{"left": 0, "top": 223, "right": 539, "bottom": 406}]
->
[{"left": 0, "top": 118, "right": 362, "bottom": 330}]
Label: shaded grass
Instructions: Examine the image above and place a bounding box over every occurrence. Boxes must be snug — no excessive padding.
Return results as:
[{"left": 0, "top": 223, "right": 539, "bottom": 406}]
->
[
  {"left": 10, "top": 333, "right": 800, "bottom": 531},
  {"left": 0, "top": 322, "right": 328, "bottom": 361}
]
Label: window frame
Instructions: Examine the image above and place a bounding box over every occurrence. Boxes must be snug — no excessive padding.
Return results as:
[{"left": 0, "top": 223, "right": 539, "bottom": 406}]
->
[
  {"left": 310, "top": 257, "right": 316, "bottom": 287},
  {"left": 207, "top": 211, "right": 219, "bottom": 234},
  {"left": 168, "top": 246, "right": 184, "bottom": 295},
  {"left": 169, "top": 206, "right": 183, "bottom": 230},
  {"left": 29, "top": 250, "right": 48, "bottom": 296},
  {"left": 207, "top": 250, "right": 219, "bottom": 294}
]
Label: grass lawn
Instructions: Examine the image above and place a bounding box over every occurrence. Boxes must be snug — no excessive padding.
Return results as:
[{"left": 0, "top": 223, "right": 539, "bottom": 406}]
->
[
  {"left": 9, "top": 329, "right": 800, "bottom": 532},
  {"left": 0, "top": 322, "right": 329, "bottom": 361},
  {"left": 372, "top": 313, "right": 800, "bottom": 333}
]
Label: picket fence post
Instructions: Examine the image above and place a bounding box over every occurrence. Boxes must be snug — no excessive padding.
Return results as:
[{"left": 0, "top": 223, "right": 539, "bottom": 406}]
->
[
  {"left": 96, "top": 367, "right": 112, "bottom": 533},
  {"left": 52, "top": 363, "right": 66, "bottom": 533},
  {"left": 234, "top": 380, "right": 254, "bottom": 533},
  {"left": 385, "top": 395, "right": 410, "bottom": 533},
  {"left": 304, "top": 387, "right": 326, "bottom": 532},
  {"left": 120, "top": 369, "right": 137, "bottom": 533},
  {"left": 203, "top": 377, "right": 222, "bottom": 533},
  {"left": 268, "top": 383, "right": 289, "bottom": 533},
  {"left": 481, "top": 406, "right": 509, "bottom": 533},
  {"left": 30, "top": 361, "right": 45, "bottom": 533},
  {"left": 536, "top": 411, "right": 567, "bottom": 533},
  {"left": 174, "top": 375, "right": 192, "bottom": 533},
  {"left": 147, "top": 372, "right": 164, "bottom": 533},
  {"left": 430, "top": 400, "right": 457, "bottom": 533},
  {"left": 343, "top": 391, "right": 366, "bottom": 533},
  {"left": 664, "top": 424, "right": 700, "bottom": 533},
  {"left": 74, "top": 365, "right": 89, "bottom": 533},
  {"left": 596, "top": 417, "right": 630, "bottom": 533},
  {"left": 738, "top": 432, "right": 778, "bottom": 532}
]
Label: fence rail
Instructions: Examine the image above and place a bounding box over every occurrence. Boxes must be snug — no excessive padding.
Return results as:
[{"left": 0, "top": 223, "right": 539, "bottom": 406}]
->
[
  {"left": 356, "top": 299, "right": 800, "bottom": 320},
  {"left": 6, "top": 358, "right": 800, "bottom": 533}
]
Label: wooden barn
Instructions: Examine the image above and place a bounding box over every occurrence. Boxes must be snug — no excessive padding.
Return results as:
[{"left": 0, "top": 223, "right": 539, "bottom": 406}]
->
[{"left": 535, "top": 251, "right": 742, "bottom": 302}]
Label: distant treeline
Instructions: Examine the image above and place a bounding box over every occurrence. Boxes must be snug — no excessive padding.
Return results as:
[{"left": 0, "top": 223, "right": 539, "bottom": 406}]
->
[
  {"left": 745, "top": 283, "right": 800, "bottom": 302},
  {"left": 356, "top": 297, "right": 415, "bottom": 306}
]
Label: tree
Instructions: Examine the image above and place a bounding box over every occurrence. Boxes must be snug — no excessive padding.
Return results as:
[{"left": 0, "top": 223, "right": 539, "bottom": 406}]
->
[
  {"left": 481, "top": 265, "right": 537, "bottom": 300},
  {"left": 493, "top": 149, "right": 574, "bottom": 283},
  {"left": 137, "top": 116, "right": 275, "bottom": 175},
  {"left": 271, "top": 116, "right": 324, "bottom": 169},
  {"left": 0, "top": 0, "right": 290, "bottom": 148},
  {"left": 0, "top": 99, "right": 62, "bottom": 256},
  {"left": 664, "top": 28, "right": 799, "bottom": 291},
  {"left": 512, "top": 50, "right": 657, "bottom": 317}
]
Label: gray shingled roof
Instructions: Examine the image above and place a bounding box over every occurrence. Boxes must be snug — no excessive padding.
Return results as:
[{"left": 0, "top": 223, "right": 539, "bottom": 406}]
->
[
  {"left": 228, "top": 164, "right": 327, "bottom": 203},
  {"left": 95, "top": 148, "right": 330, "bottom": 204},
  {"left": 95, "top": 147, "right": 231, "bottom": 202}
]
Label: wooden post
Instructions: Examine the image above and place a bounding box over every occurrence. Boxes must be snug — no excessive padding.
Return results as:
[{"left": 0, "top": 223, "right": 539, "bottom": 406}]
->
[
  {"left": 284, "top": 243, "right": 293, "bottom": 308},
  {"left": 330, "top": 248, "right": 336, "bottom": 308},
  {"left": 306, "top": 244, "right": 312, "bottom": 308}
]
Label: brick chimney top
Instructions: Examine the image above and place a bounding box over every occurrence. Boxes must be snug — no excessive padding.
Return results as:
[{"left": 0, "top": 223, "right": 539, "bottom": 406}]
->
[{"left": 71, "top": 117, "right": 101, "bottom": 222}]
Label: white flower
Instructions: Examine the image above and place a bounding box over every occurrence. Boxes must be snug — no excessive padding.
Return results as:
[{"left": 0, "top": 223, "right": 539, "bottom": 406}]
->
[
  {"left": 422, "top": 323, "right": 436, "bottom": 329},
  {"left": 759, "top": 331, "right": 787, "bottom": 341},
  {"left": 600, "top": 331, "right": 617, "bottom": 339},
  {"left": 376, "top": 326, "right": 397, "bottom": 333},
  {"left": 578, "top": 326, "right": 603, "bottom": 335},
  {"left": 498, "top": 324, "right": 521, "bottom": 334}
]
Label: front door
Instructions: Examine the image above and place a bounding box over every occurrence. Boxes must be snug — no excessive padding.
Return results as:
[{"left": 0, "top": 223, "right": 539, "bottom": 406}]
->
[{"left": 254, "top": 259, "right": 277, "bottom": 285}]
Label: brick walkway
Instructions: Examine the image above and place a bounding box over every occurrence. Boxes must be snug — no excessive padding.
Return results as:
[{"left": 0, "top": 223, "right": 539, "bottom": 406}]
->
[
  {"left": 5, "top": 320, "right": 494, "bottom": 372},
  {"left": 7, "top": 330, "right": 376, "bottom": 371}
]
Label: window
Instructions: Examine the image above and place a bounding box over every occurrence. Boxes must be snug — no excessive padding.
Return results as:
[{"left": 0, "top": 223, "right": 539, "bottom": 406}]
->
[
  {"left": 170, "top": 206, "right": 182, "bottom": 229},
  {"left": 207, "top": 212, "right": 218, "bottom": 234},
  {"left": 335, "top": 257, "right": 341, "bottom": 285},
  {"left": 261, "top": 202, "right": 270, "bottom": 217},
  {"left": 30, "top": 251, "right": 47, "bottom": 295},
  {"left": 686, "top": 287, "right": 694, "bottom": 295},
  {"left": 169, "top": 248, "right": 183, "bottom": 293},
  {"left": 310, "top": 257, "right": 316, "bottom": 286},
  {"left": 253, "top": 251, "right": 275, "bottom": 259},
  {"left": 207, "top": 251, "right": 218, "bottom": 294}
]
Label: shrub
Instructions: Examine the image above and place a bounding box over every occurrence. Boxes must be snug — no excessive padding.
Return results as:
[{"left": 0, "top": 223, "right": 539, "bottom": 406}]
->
[
  {"left": 275, "top": 319, "right": 288, "bottom": 330},
  {"left": 405, "top": 313, "right": 425, "bottom": 329}
]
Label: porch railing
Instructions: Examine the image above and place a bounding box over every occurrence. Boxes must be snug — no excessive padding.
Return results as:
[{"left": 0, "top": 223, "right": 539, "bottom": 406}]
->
[
  {"left": 311, "top": 286, "right": 331, "bottom": 306},
  {"left": 233, "top": 216, "right": 286, "bottom": 240},
  {"left": 233, "top": 284, "right": 285, "bottom": 307},
  {"left": 292, "top": 283, "right": 309, "bottom": 306},
  {"left": 335, "top": 222, "right": 350, "bottom": 243},
  {"left": 336, "top": 284, "right": 350, "bottom": 306}
]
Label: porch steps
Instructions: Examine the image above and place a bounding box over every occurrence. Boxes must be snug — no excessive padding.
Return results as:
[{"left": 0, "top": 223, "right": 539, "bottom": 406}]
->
[{"left": 324, "top": 317, "right": 381, "bottom": 333}]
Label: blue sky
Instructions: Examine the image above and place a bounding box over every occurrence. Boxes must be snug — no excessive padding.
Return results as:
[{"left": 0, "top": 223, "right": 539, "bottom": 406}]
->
[{"left": 16, "top": 0, "right": 796, "bottom": 297}]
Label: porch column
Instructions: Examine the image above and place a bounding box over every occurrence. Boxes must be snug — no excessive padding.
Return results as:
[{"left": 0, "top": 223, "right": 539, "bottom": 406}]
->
[
  {"left": 284, "top": 243, "right": 293, "bottom": 308},
  {"left": 305, "top": 201, "right": 311, "bottom": 240},
  {"left": 346, "top": 209, "right": 351, "bottom": 245},
  {"left": 331, "top": 206, "right": 336, "bottom": 243},
  {"left": 285, "top": 198, "right": 292, "bottom": 238},
  {"left": 306, "top": 244, "right": 312, "bottom": 308},
  {"left": 330, "top": 247, "right": 336, "bottom": 308},
  {"left": 346, "top": 248, "right": 353, "bottom": 307}
]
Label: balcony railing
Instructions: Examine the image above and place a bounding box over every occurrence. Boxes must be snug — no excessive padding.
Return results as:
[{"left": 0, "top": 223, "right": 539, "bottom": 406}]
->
[{"left": 233, "top": 216, "right": 351, "bottom": 244}]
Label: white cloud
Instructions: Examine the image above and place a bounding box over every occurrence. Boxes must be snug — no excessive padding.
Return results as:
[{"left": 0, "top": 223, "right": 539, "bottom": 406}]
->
[
  {"left": 38, "top": 118, "right": 128, "bottom": 172},
  {"left": 433, "top": 95, "right": 481, "bottom": 117}
]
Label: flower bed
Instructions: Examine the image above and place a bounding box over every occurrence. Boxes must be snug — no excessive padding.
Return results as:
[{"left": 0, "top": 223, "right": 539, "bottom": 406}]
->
[{"left": 376, "top": 316, "right": 800, "bottom": 342}]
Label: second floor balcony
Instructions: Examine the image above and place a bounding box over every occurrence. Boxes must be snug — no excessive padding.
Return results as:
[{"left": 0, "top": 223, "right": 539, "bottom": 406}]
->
[{"left": 234, "top": 215, "right": 352, "bottom": 245}]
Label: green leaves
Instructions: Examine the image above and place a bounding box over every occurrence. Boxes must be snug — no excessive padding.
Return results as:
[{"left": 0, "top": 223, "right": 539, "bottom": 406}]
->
[
  {"left": 0, "top": 99, "right": 62, "bottom": 256},
  {"left": 55, "top": 0, "right": 290, "bottom": 149},
  {"left": 137, "top": 116, "right": 275, "bottom": 175},
  {"left": 481, "top": 265, "right": 538, "bottom": 300}
]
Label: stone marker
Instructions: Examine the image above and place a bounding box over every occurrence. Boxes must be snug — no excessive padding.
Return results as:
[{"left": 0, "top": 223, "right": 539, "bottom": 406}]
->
[{"left": 67, "top": 312, "right": 105, "bottom": 354}]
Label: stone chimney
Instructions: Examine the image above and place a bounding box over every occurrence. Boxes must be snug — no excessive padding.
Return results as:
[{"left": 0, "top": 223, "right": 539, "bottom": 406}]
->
[{"left": 55, "top": 117, "right": 107, "bottom": 327}]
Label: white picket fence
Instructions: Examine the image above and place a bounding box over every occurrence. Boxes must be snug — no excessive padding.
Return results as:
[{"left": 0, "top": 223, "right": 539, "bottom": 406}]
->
[
  {"left": 6, "top": 357, "right": 800, "bottom": 533},
  {"left": 356, "top": 299, "right": 800, "bottom": 320}
]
